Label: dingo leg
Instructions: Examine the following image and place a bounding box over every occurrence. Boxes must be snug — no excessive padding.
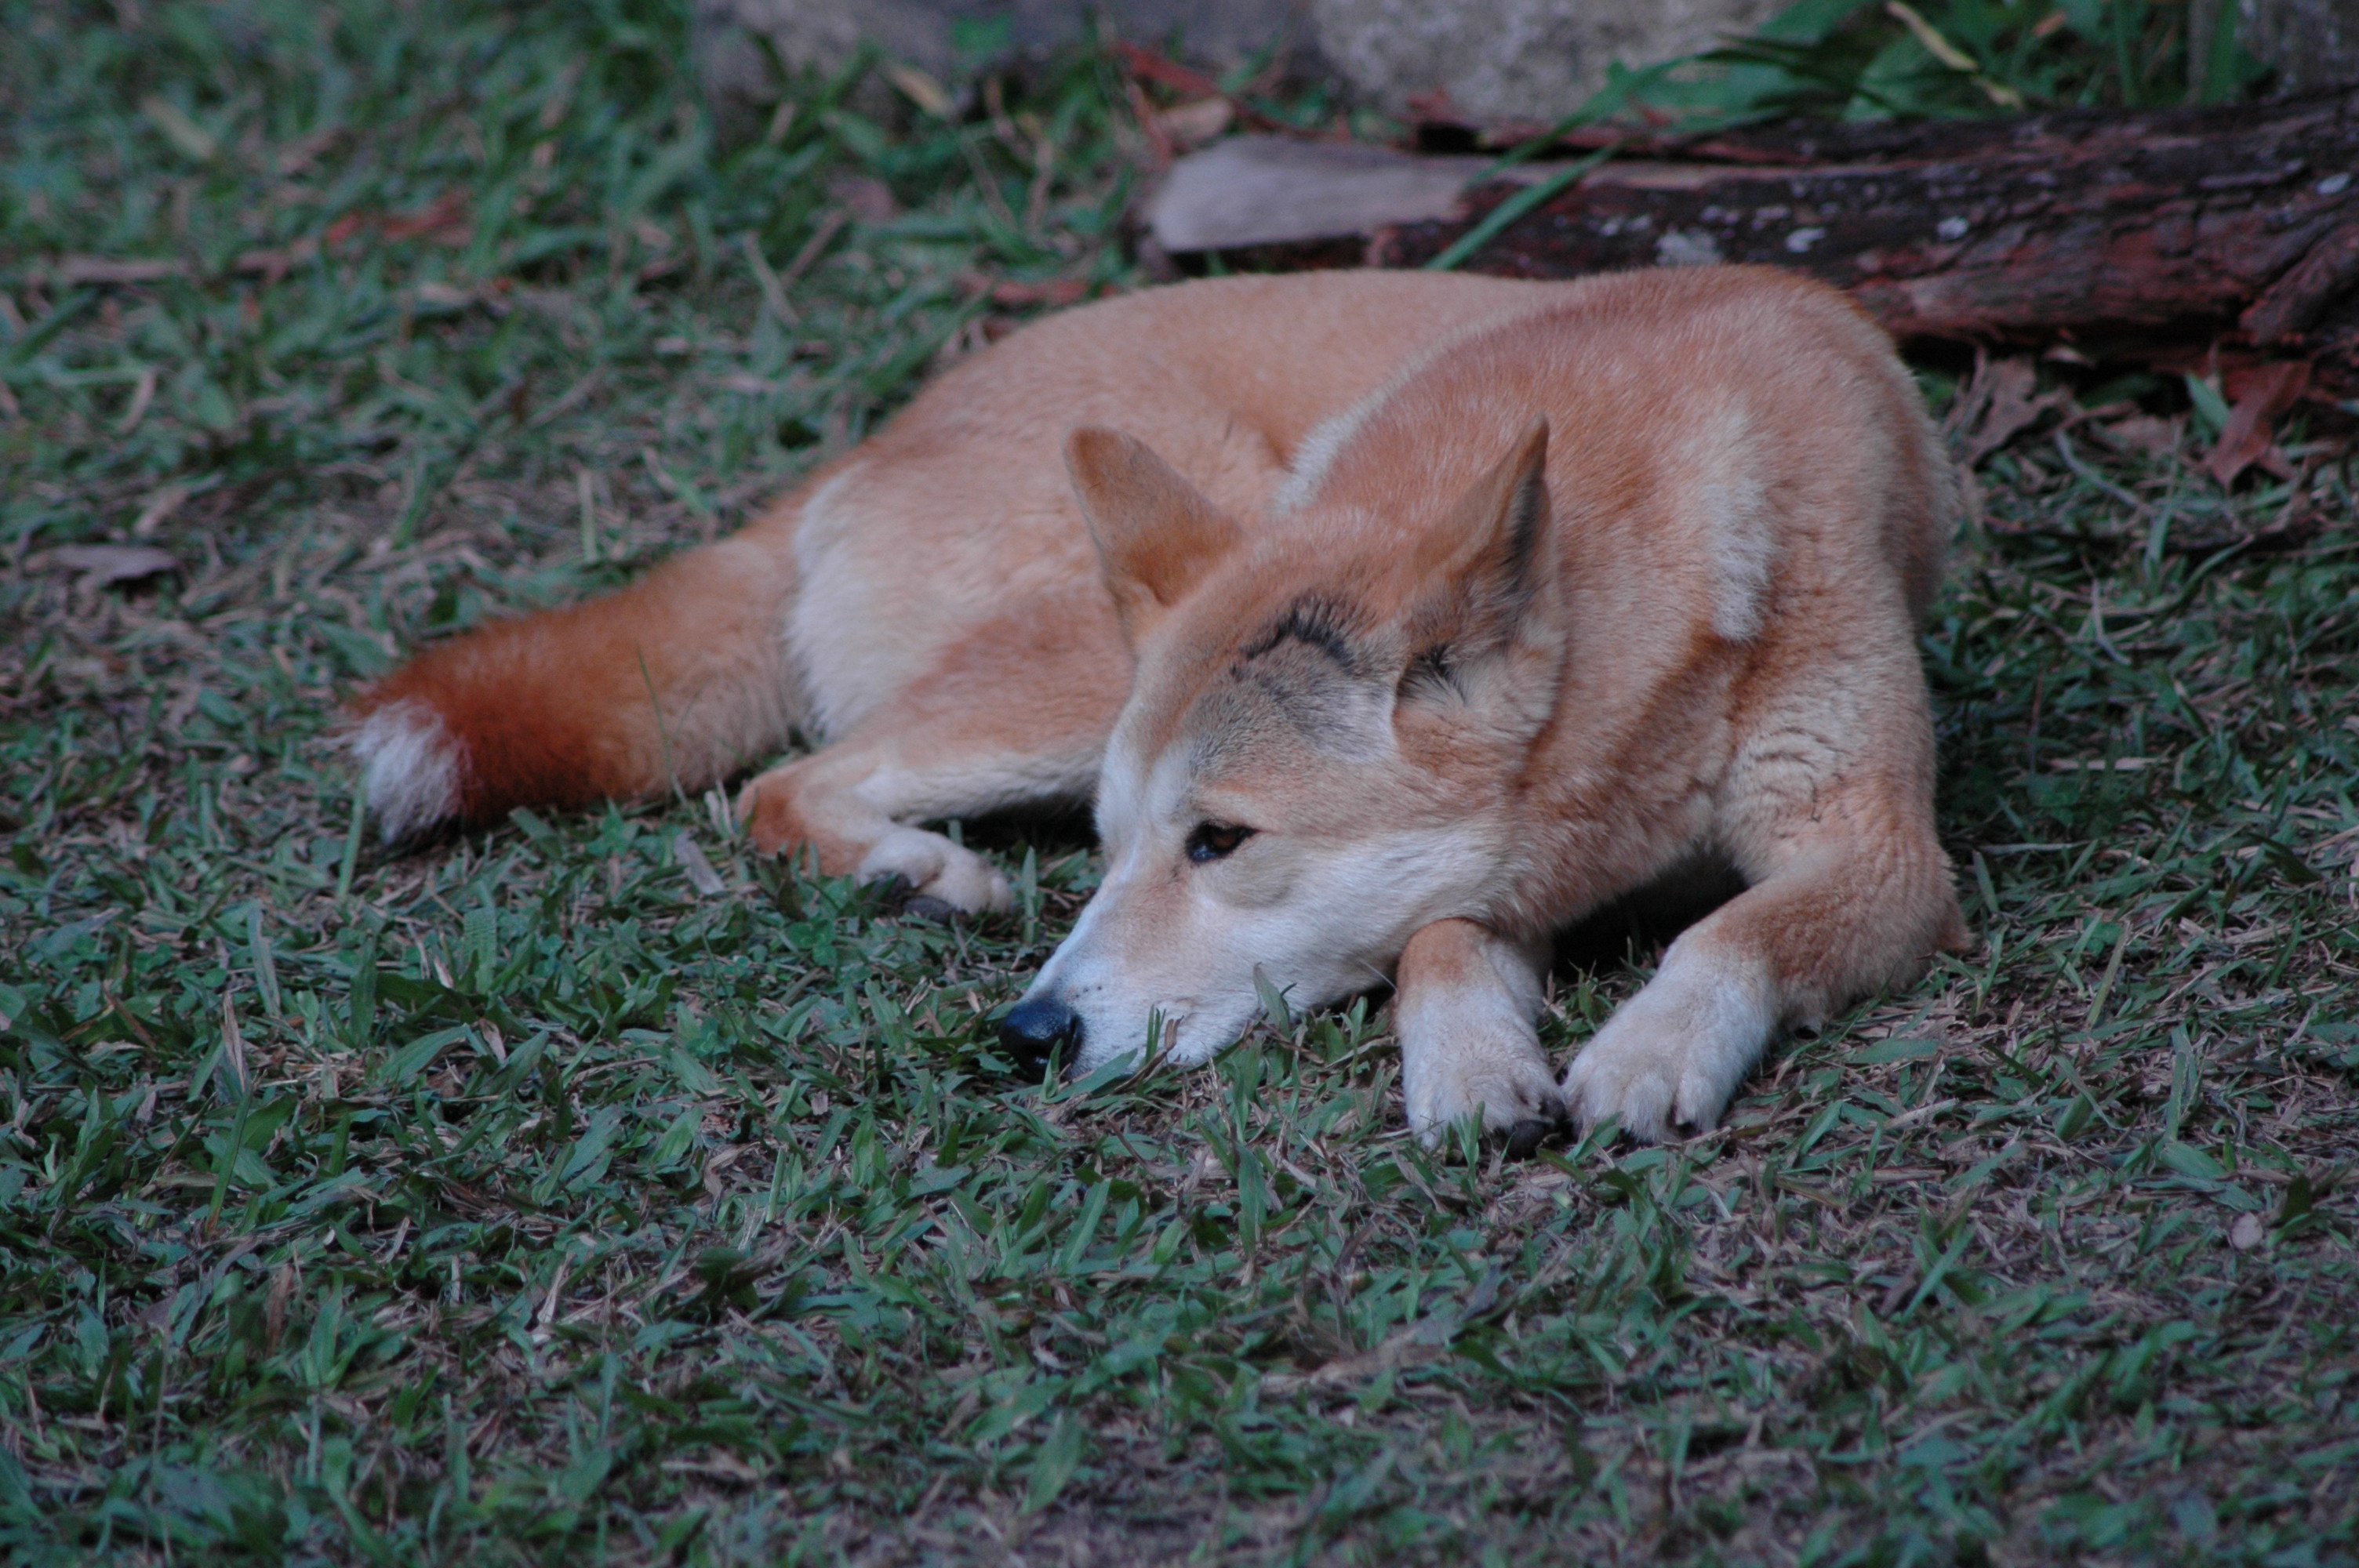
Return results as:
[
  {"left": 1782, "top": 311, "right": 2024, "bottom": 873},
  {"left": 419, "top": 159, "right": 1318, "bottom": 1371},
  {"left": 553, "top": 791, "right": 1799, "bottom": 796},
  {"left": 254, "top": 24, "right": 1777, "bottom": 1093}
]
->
[
  {"left": 738, "top": 722, "right": 1103, "bottom": 915},
  {"left": 1562, "top": 767, "right": 1965, "bottom": 1142},
  {"left": 738, "top": 610, "right": 1122, "bottom": 916},
  {"left": 1395, "top": 919, "right": 1567, "bottom": 1150}
]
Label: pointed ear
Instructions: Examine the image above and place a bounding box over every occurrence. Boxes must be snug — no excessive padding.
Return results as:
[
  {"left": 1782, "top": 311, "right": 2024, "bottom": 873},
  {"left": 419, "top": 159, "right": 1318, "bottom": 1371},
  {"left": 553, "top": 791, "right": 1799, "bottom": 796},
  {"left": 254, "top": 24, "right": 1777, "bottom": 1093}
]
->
[
  {"left": 1066, "top": 427, "right": 1245, "bottom": 639},
  {"left": 1402, "top": 417, "right": 1554, "bottom": 657}
]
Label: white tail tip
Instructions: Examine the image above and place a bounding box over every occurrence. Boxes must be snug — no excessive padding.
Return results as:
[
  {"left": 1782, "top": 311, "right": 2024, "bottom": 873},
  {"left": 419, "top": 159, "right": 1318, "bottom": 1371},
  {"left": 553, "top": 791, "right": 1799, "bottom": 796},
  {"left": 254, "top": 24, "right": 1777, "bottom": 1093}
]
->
[{"left": 349, "top": 701, "right": 463, "bottom": 842}]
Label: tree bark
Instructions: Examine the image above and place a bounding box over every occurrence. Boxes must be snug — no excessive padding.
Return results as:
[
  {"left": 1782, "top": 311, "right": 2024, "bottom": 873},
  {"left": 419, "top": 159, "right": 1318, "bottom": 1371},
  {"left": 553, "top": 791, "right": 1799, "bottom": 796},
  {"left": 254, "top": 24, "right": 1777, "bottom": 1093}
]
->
[{"left": 1186, "top": 91, "right": 2359, "bottom": 390}]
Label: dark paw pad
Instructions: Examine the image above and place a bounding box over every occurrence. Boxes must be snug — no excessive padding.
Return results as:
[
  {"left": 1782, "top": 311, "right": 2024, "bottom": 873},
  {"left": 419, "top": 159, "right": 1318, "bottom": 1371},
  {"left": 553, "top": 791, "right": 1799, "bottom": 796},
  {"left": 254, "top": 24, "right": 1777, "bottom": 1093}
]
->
[
  {"left": 899, "top": 894, "right": 959, "bottom": 924},
  {"left": 1503, "top": 1119, "right": 1554, "bottom": 1160},
  {"left": 850, "top": 872, "right": 911, "bottom": 916}
]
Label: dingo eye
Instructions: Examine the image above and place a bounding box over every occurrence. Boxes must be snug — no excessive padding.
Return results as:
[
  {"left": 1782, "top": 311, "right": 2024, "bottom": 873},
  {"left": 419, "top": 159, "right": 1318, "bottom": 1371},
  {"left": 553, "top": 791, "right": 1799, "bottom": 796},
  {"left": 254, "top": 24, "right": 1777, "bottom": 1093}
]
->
[{"left": 1186, "top": 822, "right": 1255, "bottom": 863}]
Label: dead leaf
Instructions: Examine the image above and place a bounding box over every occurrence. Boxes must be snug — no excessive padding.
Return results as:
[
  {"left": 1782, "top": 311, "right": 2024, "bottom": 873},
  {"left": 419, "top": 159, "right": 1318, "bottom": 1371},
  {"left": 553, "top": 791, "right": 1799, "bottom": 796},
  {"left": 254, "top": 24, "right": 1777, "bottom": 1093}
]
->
[
  {"left": 882, "top": 62, "right": 954, "bottom": 119},
  {"left": 1155, "top": 97, "right": 1234, "bottom": 153},
  {"left": 116, "top": 367, "right": 158, "bottom": 434},
  {"left": 413, "top": 281, "right": 496, "bottom": 312},
  {"left": 323, "top": 193, "right": 473, "bottom": 252},
  {"left": 660, "top": 1452, "right": 766, "bottom": 1483},
  {"left": 142, "top": 94, "right": 219, "bottom": 161},
  {"left": 990, "top": 278, "right": 1093, "bottom": 307},
  {"left": 1117, "top": 41, "right": 1204, "bottom": 93},
  {"left": 378, "top": 191, "right": 471, "bottom": 243},
  {"left": 231, "top": 238, "right": 319, "bottom": 283},
  {"left": 674, "top": 832, "right": 727, "bottom": 898},
  {"left": 1259, "top": 1327, "right": 1445, "bottom": 1392},
  {"left": 2205, "top": 360, "right": 2310, "bottom": 486},
  {"left": 1128, "top": 78, "right": 1175, "bottom": 165},
  {"left": 2095, "top": 413, "right": 2180, "bottom": 461},
  {"left": 53, "top": 255, "right": 187, "bottom": 285},
  {"left": 133, "top": 479, "right": 216, "bottom": 537},
  {"left": 1957, "top": 358, "right": 2068, "bottom": 469},
  {"left": 33, "top": 543, "right": 182, "bottom": 590}
]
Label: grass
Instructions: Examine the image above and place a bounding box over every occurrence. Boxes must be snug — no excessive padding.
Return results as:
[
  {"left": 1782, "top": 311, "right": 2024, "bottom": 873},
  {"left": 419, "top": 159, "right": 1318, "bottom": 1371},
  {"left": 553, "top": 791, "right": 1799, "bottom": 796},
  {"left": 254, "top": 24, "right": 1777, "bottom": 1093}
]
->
[
  {"left": 1631, "top": 0, "right": 2270, "bottom": 128},
  {"left": 3, "top": 1, "right": 2357, "bottom": 1563}
]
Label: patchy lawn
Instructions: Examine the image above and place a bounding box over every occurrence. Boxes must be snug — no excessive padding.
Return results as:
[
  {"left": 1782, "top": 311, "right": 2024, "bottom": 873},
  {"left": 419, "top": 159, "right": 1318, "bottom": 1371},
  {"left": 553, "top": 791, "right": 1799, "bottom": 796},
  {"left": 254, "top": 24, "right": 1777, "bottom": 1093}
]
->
[{"left": 2, "top": 2, "right": 2354, "bottom": 1563}]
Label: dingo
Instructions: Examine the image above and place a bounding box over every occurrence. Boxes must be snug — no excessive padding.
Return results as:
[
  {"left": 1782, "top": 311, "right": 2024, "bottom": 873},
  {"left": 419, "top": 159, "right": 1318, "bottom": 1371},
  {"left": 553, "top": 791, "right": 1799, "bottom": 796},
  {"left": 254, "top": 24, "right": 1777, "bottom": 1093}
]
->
[{"left": 352, "top": 266, "right": 1965, "bottom": 1145}]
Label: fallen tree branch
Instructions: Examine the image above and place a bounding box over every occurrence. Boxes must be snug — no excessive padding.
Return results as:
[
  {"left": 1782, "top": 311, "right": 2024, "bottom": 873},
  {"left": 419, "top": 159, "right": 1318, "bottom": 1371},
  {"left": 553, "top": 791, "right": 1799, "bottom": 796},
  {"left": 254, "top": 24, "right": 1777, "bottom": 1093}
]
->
[{"left": 1146, "top": 90, "right": 2359, "bottom": 394}]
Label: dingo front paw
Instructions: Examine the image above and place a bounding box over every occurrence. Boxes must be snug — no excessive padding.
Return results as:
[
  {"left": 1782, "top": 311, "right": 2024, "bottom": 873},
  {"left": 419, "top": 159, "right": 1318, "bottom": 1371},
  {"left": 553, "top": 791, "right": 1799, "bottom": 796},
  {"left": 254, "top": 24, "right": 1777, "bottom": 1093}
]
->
[
  {"left": 1394, "top": 920, "right": 1560, "bottom": 1151},
  {"left": 1561, "top": 947, "right": 1775, "bottom": 1141},
  {"left": 1402, "top": 1031, "right": 1567, "bottom": 1149}
]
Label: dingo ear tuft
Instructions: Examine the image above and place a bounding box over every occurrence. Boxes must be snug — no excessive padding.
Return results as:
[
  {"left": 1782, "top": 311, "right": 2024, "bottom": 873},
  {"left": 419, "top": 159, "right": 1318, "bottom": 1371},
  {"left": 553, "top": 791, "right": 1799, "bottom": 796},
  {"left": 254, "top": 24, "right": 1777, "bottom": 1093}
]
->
[
  {"left": 1066, "top": 427, "right": 1244, "bottom": 638},
  {"left": 1402, "top": 417, "right": 1556, "bottom": 662}
]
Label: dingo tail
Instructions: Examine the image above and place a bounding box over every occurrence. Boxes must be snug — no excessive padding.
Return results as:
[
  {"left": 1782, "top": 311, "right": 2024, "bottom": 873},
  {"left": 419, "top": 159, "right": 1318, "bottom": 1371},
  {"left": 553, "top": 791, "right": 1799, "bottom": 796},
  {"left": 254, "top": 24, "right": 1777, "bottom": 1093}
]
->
[{"left": 347, "top": 514, "right": 801, "bottom": 841}]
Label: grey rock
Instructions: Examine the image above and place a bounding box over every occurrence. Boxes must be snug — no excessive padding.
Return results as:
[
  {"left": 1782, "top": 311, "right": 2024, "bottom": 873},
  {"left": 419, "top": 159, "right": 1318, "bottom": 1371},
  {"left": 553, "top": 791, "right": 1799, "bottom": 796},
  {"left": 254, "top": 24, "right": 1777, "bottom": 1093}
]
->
[
  {"left": 2190, "top": 0, "right": 2359, "bottom": 94},
  {"left": 1307, "top": 0, "right": 1785, "bottom": 122},
  {"left": 692, "top": 0, "right": 1793, "bottom": 132},
  {"left": 694, "top": 0, "right": 1318, "bottom": 136}
]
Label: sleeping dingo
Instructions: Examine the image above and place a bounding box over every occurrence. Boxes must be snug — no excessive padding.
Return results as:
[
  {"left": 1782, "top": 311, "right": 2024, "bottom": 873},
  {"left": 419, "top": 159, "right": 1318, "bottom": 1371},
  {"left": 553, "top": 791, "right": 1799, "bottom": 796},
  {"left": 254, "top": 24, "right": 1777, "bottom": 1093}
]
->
[{"left": 351, "top": 266, "right": 1966, "bottom": 1145}]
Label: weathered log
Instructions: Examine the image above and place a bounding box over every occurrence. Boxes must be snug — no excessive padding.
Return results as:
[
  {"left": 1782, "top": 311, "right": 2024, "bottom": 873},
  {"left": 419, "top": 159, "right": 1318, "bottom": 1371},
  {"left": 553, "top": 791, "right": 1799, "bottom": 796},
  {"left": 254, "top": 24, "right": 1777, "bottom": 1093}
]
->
[{"left": 1147, "top": 90, "right": 2359, "bottom": 391}]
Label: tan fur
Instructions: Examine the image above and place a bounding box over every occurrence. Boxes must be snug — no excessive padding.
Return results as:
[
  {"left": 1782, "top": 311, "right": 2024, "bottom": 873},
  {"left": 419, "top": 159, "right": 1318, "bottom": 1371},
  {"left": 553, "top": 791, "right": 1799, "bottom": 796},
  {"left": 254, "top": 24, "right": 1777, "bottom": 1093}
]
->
[
  {"left": 351, "top": 265, "right": 1965, "bottom": 1143},
  {"left": 352, "top": 270, "right": 1548, "bottom": 877}
]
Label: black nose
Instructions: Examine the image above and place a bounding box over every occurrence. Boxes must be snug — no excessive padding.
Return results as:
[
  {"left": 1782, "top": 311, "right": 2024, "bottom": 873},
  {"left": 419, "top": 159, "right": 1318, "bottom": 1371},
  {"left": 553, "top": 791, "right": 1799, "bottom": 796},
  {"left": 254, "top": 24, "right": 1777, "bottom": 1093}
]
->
[{"left": 998, "top": 994, "right": 1082, "bottom": 1073}]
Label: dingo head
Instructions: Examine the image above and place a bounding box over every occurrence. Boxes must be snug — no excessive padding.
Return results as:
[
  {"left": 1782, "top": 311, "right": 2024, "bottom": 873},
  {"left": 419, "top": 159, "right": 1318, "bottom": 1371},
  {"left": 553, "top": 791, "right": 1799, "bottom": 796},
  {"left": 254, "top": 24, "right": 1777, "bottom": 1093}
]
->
[{"left": 1001, "top": 418, "right": 1568, "bottom": 1076}]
